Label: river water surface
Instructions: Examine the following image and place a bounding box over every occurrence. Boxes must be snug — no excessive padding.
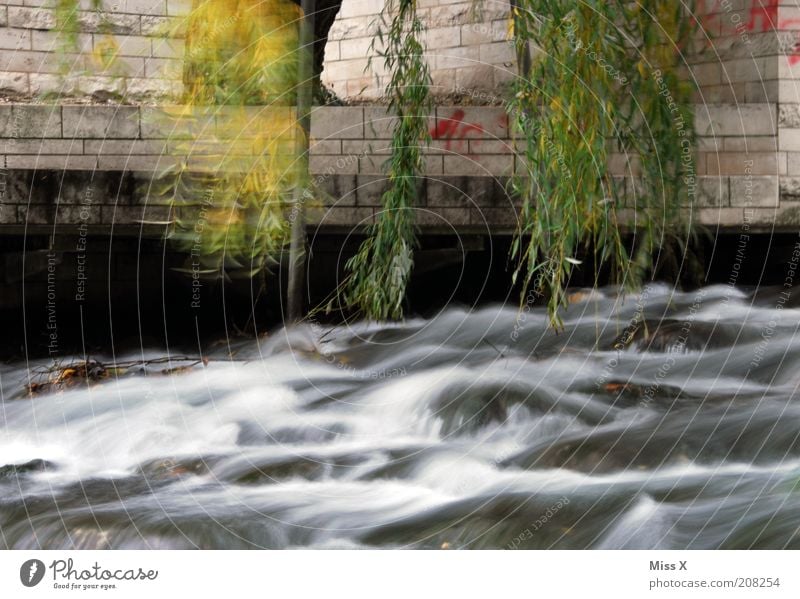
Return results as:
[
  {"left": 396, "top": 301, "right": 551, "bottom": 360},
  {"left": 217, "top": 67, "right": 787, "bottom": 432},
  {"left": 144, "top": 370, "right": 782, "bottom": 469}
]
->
[{"left": 2, "top": 284, "right": 800, "bottom": 549}]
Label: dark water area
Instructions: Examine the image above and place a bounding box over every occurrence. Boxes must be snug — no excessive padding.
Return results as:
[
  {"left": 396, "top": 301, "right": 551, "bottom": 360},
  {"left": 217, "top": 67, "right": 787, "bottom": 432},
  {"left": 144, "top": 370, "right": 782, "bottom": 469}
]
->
[{"left": 2, "top": 284, "right": 800, "bottom": 549}]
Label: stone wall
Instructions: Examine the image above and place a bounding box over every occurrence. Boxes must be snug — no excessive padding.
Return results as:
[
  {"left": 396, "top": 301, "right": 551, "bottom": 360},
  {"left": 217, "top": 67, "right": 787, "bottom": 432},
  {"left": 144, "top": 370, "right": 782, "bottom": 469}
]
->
[
  {"left": 0, "top": 0, "right": 188, "bottom": 101},
  {"left": 321, "top": 0, "right": 513, "bottom": 100},
  {"left": 2, "top": 1, "right": 800, "bottom": 230},
  {"left": 0, "top": 104, "right": 519, "bottom": 232},
  {"left": 317, "top": 0, "right": 800, "bottom": 226},
  {"left": 2, "top": 103, "right": 800, "bottom": 230}
]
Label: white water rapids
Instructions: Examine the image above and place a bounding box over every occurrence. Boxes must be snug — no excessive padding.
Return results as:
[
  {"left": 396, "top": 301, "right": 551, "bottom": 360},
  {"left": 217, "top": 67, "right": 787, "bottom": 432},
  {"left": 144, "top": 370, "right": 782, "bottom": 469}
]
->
[{"left": 2, "top": 284, "right": 800, "bottom": 549}]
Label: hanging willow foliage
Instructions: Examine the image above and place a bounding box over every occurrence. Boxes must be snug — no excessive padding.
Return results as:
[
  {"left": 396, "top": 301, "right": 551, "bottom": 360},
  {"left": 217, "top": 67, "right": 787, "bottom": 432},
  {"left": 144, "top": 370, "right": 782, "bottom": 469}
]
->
[
  {"left": 54, "top": 0, "right": 123, "bottom": 85},
  {"left": 55, "top": 0, "right": 305, "bottom": 279},
  {"left": 160, "top": 0, "right": 305, "bottom": 279},
  {"left": 342, "top": 0, "right": 432, "bottom": 320},
  {"left": 508, "top": 0, "right": 696, "bottom": 324}
]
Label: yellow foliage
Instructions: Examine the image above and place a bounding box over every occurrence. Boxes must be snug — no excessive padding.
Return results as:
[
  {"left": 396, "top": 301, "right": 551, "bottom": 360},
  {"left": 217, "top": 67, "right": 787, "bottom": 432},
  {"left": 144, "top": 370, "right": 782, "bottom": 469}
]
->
[{"left": 165, "top": 0, "right": 306, "bottom": 273}]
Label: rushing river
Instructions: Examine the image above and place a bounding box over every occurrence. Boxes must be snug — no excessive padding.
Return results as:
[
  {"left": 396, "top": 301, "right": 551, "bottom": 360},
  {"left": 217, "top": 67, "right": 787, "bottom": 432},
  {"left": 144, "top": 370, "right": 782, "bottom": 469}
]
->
[{"left": 2, "top": 284, "right": 800, "bottom": 549}]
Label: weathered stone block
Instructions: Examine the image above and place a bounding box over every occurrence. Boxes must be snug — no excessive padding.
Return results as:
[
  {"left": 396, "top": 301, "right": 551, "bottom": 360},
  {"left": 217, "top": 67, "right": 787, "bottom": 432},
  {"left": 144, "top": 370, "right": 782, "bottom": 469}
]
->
[
  {"left": 31, "top": 30, "right": 92, "bottom": 53},
  {"left": 779, "top": 128, "right": 800, "bottom": 151},
  {"left": 0, "top": 105, "right": 62, "bottom": 138},
  {"left": 78, "top": 12, "right": 141, "bottom": 35},
  {"left": 4, "top": 139, "right": 77, "bottom": 154},
  {"left": 454, "top": 65, "right": 498, "bottom": 94},
  {"left": 479, "top": 41, "right": 514, "bottom": 65},
  {"left": 363, "top": 106, "right": 397, "bottom": 139},
  {"left": 8, "top": 7, "right": 56, "bottom": 30},
  {"left": 309, "top": 139, "right": 342, "bottom": 155},
  {"left": 306, "top": 205, "right": 373, "bottom": 226},
  {"left": 435, "top": 107, "right": 508, "bottom": 140},
  {"left": 0, "top": 72, "right": 28, "bottom": 95},
  {"left": 424, "top": 26, "right": 462, "bottom": 50},
  {"left": 426, "top": 177, "right": 469, "bottom": 207},
  {"left": 0, "top": 27, "right": 31, "bottom": 51},
  {"left": 415, "top": 206, "right": 471, "bottom": 227},
  {"left": 779, "top": 103, "right": 800, "bottom": 128},
  {"left": 85, "top": 139, "right": 168, "bottom": 155},
  {"left": 63, "top": 106, "right": 140, "bottom": 139},
  {"left": 102, "top": 204, "right": 171, "bottom": 223},
  {"left": 0, "top": 204, "right": 18, "bottom": 225},
  {"left": 435, "top": 46, "right": 479, "bottom": 70},
  {"left": 745, "top": 80, "right": 779, "bottom": 103},
  {"left": 696, "top": 176, "right": 729, "bottom": 207},
  {"left": 19, "top": 204, "right": 53, "bottom": 225},
  {"left": 696, "top": 207, "right": 744, "bottom": 227},
  {"left": 310, "top": 106, "right": 364, "bottom": 140},
  {"left": 722, "top": 136, "right": 777, "bottom": 152},
  {"left": 443, "top": 153, "right": 512, "bottom": 176},
  {"left": 56, "top": 204, "right": 102, "bottom": 225},
  {"left": 354, "top": 175, "right": 389, "bottom": 206},
  {"left": 98, "top": 154, "right": 176, "bottom": 171},
  {"left": 341, "top": 139, "right": 391, "bottom": 156},
  {"left": 314, "top": 174, "right": 358, "bottom": 205},
  {"left": 780, "top": 177, "right": 800, "bottom": 201},
  {"left": 695, "top": 103, "right": 777, "bottom": 137},
  {"left": 471, "top": 206, "right": 518, "bottom": 228},
  {"left": 6, "top": 155, "right": 98, "bottom": 170},
  {"left": 750, "top": 204, "right": 800, "bottom": 227},
  {"left": 110, "top": 34, "right": 153, "bottom": 58},
  {"left": 730, "top": 174, "right": 778, "bottom": 207},
  {"left": 338, "top": 36, "right": 376, "bottom": 60},
  {"left": 707, "top": 152, "right": 785, "bottom": 176}
]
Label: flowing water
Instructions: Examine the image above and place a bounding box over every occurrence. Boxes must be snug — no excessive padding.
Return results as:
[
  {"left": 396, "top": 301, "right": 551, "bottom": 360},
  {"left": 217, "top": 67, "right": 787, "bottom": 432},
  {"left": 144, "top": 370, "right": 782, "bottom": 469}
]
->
[{"left": 2, "top": 284, "right": 800, "bottom": 549}]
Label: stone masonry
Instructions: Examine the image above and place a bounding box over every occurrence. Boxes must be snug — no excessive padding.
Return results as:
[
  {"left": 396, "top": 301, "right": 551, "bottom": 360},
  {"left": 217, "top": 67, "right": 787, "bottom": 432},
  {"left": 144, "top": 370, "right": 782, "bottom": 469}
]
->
[
  {"left": 0, "top": 0, "right": 189, "bottom": 101},
  {"left": 0, "top": 102, "right": 797, "bottom": 231},
  {"left": 0, "top": 0, "right": 800, "bottom": 231}
]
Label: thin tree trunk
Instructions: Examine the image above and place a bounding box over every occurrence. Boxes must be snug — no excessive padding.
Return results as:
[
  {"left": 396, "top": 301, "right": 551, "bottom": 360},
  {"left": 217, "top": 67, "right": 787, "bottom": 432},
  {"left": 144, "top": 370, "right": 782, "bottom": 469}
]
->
[{"left": 287, "top": 0, "right": 315, "bottom": 323}]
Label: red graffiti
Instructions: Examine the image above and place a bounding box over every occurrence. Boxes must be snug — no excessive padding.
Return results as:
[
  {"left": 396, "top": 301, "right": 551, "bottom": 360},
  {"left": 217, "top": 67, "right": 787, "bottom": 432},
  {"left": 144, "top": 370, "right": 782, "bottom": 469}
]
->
[
  {"left": 430, "top": 109, "right": 487, "bottom": 153},
  {"left": 699, "top": 0, "right": 800, "bottom": 65},
  {"left": 746, "top": 0, "right": 778, "bottom": 32}
]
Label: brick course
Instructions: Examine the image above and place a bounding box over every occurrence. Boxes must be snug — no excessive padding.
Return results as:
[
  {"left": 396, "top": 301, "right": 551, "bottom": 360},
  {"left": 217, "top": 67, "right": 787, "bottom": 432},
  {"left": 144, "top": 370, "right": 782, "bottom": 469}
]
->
[{"left": 0, "top": 103, "right": 794, "bottom": 230}]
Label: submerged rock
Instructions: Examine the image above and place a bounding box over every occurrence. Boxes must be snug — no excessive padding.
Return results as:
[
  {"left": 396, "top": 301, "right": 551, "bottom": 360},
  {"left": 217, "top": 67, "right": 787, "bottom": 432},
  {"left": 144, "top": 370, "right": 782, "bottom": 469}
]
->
[{"left": 0, "top": 459, "right": 52, "bottom": 479}]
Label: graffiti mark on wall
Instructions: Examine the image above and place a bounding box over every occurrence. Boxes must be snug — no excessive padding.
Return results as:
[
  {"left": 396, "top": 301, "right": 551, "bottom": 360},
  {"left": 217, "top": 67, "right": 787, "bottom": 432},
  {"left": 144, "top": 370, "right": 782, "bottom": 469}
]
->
[
  {"left": 430, "top": 109, "right": 509, "bottom": 156},
  {"left": 700, "top": 0, "right": 800, "bottom": 65}
]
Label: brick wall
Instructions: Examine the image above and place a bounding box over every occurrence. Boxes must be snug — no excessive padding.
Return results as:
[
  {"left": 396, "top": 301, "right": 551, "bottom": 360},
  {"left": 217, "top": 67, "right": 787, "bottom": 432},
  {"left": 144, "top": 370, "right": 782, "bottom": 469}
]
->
[
  {"left": 3, "top": 0, "right": 800, "bottom": 231},
  {"left": 3, "top": 103, "right": 799, "bottom": 231},
  {"left": 321, "top": 0, "right": 514, "bottom": 100},
  {"left": 0, "top": 0, "right": 188, "bottom": 101}
]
